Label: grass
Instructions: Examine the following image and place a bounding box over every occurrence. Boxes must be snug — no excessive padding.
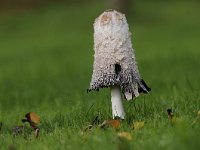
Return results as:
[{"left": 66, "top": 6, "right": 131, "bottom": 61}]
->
[{"left": 0, "top": 0, "right": 200, "bottom": 149}]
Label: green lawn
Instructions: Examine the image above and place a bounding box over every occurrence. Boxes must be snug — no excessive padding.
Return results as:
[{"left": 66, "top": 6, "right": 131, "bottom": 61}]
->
[{"left": 0, "top": 1, "right": 200, "bottom": 150}]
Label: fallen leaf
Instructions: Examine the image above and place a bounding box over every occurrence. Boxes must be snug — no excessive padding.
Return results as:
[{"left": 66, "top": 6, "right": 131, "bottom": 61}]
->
[
  {"left": 107, "top": 119, "right": 121, "bottom": 129},
  {"left": 167, "top": 109, "right": 180, "bottom": 125},
  {"left": 198, "top": 110, "right": 200, "bottom": 116},
  {"left": 26, "top": 112, "right": 40, "bottom": 124},
  {"left": 21, "top": 112, "right": 41, "bottom": 138},
  {"left": 99, "top": 119, "right": 121, "bottom": 130},
  {"left": 118, "top": 132, "right": 132, "bottom": 140},
  {"left": 167, "top": 109, "right": 173, "bottom": 119},
  {"left": 22, "top": 112, "right": 40, "bottom": 129},
  {"left": 133, "top": 121, "right": 144, "bottom": 130}
]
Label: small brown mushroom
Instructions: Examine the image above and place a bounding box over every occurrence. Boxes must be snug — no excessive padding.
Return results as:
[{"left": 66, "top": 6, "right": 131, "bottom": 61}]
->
[{"left": 99, "top": 118, "right": 121, "bottom": 130}]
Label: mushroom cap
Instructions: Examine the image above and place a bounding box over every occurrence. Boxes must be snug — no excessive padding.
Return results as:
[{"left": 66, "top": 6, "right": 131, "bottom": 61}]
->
[{"left": 89, "top": 10, "right": 150, "bottom": 100}]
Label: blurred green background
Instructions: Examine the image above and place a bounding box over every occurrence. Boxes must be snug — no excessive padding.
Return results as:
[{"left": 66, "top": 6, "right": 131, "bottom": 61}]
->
[{"left": 0, "top": 0, "right": 200, "bottom": 149}]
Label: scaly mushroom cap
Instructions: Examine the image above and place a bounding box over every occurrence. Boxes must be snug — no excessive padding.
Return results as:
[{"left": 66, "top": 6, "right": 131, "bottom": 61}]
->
[{"left": 89, "top": 10, "right": 150, "bottom": 100}]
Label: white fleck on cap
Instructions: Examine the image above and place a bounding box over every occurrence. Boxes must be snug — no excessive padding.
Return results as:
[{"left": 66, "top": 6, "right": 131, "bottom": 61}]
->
[{"left": 88, "top": 10, "right": 151, "bottom": 100}]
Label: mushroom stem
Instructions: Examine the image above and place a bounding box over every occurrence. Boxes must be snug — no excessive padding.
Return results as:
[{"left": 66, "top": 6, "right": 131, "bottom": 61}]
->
[{"left": 111, "top": 86, "right": 125, "bottom": 119}]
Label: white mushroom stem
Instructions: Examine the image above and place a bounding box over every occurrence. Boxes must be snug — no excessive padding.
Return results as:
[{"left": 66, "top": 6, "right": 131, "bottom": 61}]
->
[{"left": 111, "top": 86, "right": 125, "bottom": 119}]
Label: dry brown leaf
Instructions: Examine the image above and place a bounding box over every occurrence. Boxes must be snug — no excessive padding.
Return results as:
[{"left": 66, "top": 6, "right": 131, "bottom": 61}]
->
[
  {"left": 22, "top": 112, "right": 40, "bottom": 129},
  {"left": 107, "top": 119, "right": 121, "bottom": 129},
  {"left": 99, "top": 119, "right": 121, "bottom": 130},
  {"left": 167, "top": 109, "right": 174, "bottom": 119},
  {"left": 133, "top": 121, "right": 144, "bottom": 130},
  {"left": 118, "top": 132, "right": 132, "bottom": 140},
  {"left": 26, "top": 112, "right": 40, "bottom": 124},
  {"left": 198, "top": 110, "right": 200, "bottom": 116},
  {"left": 167, "top": 109, "right": 179, "bottom": 125}
]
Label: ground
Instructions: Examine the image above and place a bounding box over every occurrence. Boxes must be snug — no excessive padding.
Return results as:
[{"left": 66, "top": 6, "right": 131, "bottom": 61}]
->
[{"left": 0, "top": 1, "right": 200, "bottom": 150}]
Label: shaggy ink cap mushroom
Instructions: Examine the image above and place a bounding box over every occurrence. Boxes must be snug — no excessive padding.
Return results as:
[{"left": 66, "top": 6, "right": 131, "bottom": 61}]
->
[{"left": 89, "top": 10, "right": 151, "bottom": 100}]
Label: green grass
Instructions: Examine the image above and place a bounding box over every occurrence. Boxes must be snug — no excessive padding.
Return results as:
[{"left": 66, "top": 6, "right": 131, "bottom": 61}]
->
[{"left": 0, "top": 1, "right": 200, "bottom": 150}]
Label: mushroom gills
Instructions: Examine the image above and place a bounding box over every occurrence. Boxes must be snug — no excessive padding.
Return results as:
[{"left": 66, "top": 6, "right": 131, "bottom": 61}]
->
[
  {"left": 138, "top": 79, "right": 151, "bottom": 93},
  {"left": 124, "top": 83, "right": 139, "bottom": 100},
  {"left": 124, "top": 80, "right": 151, "bottom": 100}
]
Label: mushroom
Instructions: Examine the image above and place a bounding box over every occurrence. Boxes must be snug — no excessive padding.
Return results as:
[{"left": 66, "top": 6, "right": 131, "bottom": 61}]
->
[{"left": 88, "top": 10, "right": 151, "bottom": 119}]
